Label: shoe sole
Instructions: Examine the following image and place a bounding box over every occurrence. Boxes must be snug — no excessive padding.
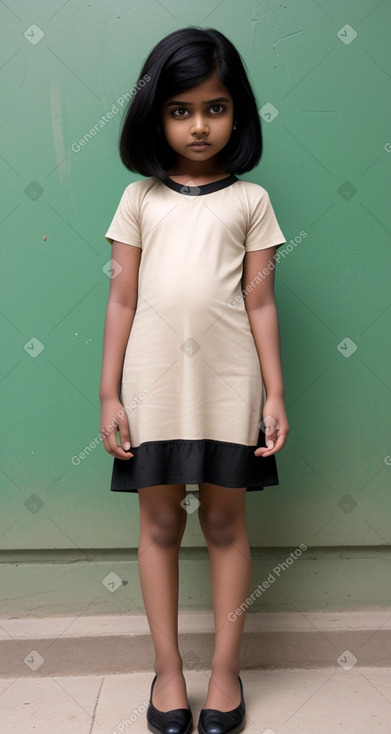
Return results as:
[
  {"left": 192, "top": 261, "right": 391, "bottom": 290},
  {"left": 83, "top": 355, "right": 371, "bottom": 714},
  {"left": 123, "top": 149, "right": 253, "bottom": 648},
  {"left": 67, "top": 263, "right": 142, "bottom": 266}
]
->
[
  {"left": 198, "top": 718, "right": 245, "bottom": 734},
  {"left": 147, "top": 716, "right": 193, "bottom": 734}
]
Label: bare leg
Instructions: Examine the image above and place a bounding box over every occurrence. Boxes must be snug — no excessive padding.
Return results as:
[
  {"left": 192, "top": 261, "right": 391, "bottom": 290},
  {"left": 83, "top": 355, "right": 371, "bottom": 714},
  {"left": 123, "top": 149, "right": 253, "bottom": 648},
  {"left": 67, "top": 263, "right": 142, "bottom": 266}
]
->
[
  {"left": 138, "top": 483, "right": 189, "bottom": 711},
  {"left": 198, "top": 483, "right": 251, "bottom": 711}
]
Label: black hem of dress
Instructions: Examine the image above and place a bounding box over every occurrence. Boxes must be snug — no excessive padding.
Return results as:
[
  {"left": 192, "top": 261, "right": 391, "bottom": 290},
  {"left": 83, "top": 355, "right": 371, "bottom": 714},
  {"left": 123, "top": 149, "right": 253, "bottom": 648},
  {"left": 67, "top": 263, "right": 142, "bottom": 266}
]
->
[
  {"left": 109, "top": 427, "right": 279, "bottom": 493},
  {"left": 159, "top": 174, "right": 238, "bottom": 196}
]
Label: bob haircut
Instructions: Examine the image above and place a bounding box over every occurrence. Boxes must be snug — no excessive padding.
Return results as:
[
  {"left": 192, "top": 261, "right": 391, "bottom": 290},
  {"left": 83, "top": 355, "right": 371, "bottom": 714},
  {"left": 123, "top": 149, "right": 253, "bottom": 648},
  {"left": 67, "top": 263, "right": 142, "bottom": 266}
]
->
[{"left": 119, "top": 27, "right": 263, "bottom": 179}]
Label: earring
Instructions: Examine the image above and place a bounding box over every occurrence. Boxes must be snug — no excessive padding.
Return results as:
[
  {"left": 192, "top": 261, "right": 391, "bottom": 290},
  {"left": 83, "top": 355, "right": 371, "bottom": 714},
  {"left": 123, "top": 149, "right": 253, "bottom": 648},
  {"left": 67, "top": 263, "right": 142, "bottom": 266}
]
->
[{"left": 233, "top": 124, "right": 237, "bottom": 130}]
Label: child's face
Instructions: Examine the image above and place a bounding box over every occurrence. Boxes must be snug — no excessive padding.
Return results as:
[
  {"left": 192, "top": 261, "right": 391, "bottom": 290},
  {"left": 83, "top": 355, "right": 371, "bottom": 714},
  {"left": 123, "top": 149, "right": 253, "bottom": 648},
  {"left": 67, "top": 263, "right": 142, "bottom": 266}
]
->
[{"left": 160, "top": 71, "right": 234, "bottom": 170}]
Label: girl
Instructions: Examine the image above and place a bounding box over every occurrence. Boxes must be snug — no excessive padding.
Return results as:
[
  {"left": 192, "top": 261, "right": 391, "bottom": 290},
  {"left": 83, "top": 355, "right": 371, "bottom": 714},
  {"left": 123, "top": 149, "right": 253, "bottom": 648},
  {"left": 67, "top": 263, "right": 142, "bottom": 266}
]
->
[{"left": 99, "top": 27, "right": 289, "bottom": 734}]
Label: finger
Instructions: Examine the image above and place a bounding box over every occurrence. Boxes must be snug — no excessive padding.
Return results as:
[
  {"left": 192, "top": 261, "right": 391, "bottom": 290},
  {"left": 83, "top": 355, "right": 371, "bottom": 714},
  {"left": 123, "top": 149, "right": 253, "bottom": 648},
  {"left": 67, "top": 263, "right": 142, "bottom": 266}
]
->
[
  {"left": 113, "top": 429, "right": 133, "bottom": 458},
  {"left": 103, "top": 431, "right": 133, "bottom": 459},
  {"left": 254, "top": 434, "right": 285, "bottom": 457},
  {"left": 259, "top": 433, "right": 286, "bottom": 455},
  {"left": 118, "top": 425, "right": 133, "bottom": 454},
  {"left": 101, "top": 432, "right": 116, "bottom": 455},
  {"left": 112, "top": 447, "right": 133, "bottom": 459}
]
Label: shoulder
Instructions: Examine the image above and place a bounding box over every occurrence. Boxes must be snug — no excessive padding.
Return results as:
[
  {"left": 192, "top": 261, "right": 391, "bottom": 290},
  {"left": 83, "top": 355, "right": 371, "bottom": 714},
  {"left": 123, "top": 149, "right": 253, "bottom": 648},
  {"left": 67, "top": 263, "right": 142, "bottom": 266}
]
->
[
  {"left": 121, "top": 176, "right": 160, "bottom": 200},
  {"left": 234, "top": 178, "right": 270, "bottom": 200},
  {"left": 232, "top": 179, "right": 273, "bottom": 219},
  {"left": 110, "top": 177, "right": 161, "bottom": 217}
]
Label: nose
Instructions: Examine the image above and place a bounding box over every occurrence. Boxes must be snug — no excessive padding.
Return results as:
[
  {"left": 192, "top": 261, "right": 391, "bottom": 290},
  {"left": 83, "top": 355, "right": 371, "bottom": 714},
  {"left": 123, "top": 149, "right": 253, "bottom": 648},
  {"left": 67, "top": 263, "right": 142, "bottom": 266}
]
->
[{"left": 191, "top": 114, "right": 209, "bottom": 134}]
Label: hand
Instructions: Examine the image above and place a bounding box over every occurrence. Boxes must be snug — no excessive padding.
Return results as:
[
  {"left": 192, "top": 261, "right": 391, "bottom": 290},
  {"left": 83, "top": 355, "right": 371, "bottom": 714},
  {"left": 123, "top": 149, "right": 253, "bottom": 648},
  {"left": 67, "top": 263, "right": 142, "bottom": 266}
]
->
[
  {"left": 99, "top": 397, "right": 133, "bottom": 460},
  {"left": 254, "top": 396, "right": 289, "bottom": 457}
]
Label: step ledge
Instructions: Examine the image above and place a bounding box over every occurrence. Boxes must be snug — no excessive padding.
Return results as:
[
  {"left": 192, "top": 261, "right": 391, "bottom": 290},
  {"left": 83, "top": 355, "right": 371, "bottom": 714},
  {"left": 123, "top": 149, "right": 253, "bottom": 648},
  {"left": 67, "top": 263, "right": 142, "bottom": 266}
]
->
[
  {"left": 1, "top": 610, "right": 391, "bottom": 640},
  {"left": 2, "top": 611, "right": 390, "bottom": 677}
]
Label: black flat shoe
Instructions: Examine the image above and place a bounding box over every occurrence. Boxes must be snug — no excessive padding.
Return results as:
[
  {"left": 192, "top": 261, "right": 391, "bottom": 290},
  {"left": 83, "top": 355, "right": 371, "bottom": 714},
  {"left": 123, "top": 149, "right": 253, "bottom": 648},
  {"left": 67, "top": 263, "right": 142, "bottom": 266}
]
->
[
  {"left": 198, "top": 675, "right": 245, "bottom": 734},
  {"left": 147, "top": 674, "right": 193, "bottom": 734}
]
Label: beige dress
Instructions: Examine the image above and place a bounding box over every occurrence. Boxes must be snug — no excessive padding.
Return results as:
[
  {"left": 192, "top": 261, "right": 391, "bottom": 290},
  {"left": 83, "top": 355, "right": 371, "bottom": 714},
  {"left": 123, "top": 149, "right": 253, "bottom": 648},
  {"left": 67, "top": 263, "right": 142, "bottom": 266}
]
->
[{"left": 105, "top": 174, "right": 286, "bottom": 492}]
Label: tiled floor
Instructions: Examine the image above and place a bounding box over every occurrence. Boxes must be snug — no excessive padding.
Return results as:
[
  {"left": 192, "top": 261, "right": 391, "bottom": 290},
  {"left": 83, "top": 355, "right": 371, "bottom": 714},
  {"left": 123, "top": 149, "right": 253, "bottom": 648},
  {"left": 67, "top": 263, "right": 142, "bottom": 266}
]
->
[{"left": 1, "top": 667, "right": 391, "bottom": 733}]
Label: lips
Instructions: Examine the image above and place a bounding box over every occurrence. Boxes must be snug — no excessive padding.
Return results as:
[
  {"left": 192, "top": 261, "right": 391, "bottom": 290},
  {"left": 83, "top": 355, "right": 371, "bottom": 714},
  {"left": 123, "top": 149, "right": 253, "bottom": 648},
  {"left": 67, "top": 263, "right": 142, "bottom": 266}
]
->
[{"left": 189, "top": 142, "right": 210, "bottom": 146}]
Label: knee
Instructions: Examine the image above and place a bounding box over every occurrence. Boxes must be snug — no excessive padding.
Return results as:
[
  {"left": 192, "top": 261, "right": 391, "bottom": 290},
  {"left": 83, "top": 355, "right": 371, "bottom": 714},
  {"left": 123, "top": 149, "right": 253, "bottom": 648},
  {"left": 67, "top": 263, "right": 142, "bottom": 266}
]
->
[
  {"left": 144, "top": 509, "right": 185, "bottom": 548},
  {"left": 199, "top": 508, "right": 237, "bottom": 546}
]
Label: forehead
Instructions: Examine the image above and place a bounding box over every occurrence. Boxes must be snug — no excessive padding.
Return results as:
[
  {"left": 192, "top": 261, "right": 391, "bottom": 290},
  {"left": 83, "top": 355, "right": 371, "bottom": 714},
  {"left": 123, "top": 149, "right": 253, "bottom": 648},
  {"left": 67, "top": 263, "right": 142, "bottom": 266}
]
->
[{"left": 164, "top": 72, "right": 232, "bottom": 102}]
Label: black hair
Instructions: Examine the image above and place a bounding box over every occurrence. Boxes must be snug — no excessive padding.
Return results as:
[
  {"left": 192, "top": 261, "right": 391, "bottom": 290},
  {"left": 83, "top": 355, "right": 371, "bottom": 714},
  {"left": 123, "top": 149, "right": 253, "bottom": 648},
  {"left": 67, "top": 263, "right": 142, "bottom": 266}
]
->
[{"left": 119, "top": 27, "right": 263, "bottom": 179}]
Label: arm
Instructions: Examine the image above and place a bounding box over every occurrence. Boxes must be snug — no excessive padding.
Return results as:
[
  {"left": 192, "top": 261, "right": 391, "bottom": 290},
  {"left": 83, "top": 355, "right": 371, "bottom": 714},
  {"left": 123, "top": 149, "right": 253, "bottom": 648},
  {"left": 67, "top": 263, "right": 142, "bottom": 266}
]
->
[
  {"left": 99, "top": 240, "right": 142, "bottom": 458},
  {"left": 242, "top": 246, "right": 289, "bottom": 456}
]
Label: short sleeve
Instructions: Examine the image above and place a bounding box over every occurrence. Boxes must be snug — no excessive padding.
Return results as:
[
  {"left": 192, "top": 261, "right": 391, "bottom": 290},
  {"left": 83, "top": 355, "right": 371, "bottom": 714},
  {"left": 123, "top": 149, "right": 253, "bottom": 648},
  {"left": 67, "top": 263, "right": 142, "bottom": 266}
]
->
[
  {"left": 105, "top": 184, "right": 142, "bottom": 248},
  {"left": 245, "top": 188, "right": 286, "bottom": 253}
]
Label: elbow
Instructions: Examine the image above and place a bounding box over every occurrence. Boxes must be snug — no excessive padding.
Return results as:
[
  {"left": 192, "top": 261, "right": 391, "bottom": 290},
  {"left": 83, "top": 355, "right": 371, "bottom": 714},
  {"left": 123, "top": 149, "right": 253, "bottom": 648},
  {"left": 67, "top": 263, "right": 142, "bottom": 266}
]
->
[{"left": 245, "top": 295, "right": 277, "bottom": 315}]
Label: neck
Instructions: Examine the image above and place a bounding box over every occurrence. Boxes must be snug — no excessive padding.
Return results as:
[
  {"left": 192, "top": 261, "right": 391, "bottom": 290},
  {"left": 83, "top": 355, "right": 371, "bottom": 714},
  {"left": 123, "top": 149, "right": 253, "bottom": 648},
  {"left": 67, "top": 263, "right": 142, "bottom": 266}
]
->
[{"left": 167, "top": 157, "right": 227, "bottom": 180}]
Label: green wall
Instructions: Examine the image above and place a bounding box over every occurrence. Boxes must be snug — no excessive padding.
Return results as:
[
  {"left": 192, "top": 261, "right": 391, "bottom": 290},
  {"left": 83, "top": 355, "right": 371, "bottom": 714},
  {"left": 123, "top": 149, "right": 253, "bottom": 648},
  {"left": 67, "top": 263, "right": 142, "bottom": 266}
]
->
[{"left": 1, "top": 0, "right": 390, "bottom": 566}]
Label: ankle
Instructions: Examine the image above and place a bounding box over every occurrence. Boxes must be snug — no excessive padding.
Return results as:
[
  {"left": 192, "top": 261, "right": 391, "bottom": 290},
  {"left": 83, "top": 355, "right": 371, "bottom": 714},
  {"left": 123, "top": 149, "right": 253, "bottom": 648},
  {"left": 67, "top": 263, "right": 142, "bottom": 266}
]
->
[
  {"left": 211, "top": 659, "right": 240, "bottom": 677},
  {"left": 154, "top": 654, "right": 183, "bottom": 676}
]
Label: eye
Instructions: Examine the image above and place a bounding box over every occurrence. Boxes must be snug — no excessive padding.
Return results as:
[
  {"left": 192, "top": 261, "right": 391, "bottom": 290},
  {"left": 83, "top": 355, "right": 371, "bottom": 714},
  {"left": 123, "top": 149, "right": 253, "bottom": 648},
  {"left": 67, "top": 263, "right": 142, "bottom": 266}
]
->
[
  {"left": 171, "top": 107, "right": 188, "bottom": 117},
  {"left": 171, "top": 104, "right": 226, "bottom": 117}
]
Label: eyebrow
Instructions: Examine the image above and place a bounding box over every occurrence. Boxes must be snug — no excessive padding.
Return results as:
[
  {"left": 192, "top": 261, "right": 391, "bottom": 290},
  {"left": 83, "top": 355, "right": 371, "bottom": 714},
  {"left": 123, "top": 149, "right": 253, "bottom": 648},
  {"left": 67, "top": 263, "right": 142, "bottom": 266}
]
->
[{"left": 165, "top": 97, "right": 231, "bottom": 107}]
